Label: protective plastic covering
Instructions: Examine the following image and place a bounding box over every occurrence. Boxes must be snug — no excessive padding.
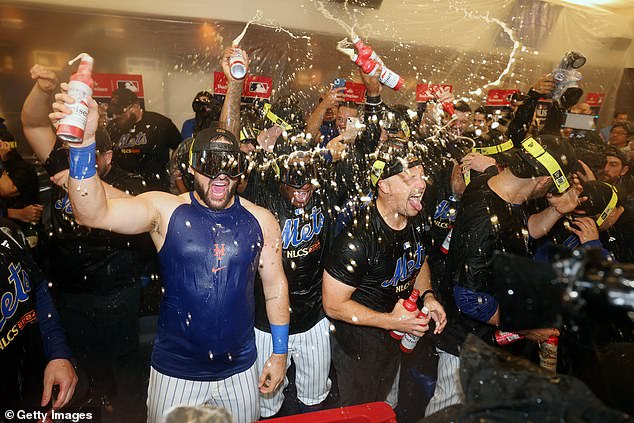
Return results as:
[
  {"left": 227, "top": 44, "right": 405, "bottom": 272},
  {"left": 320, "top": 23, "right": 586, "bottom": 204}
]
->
[
  {"left": 424, "top": 335, "right": 630, "bottom": 423},
  {"left": 0, "top": 0, "right": 631, "bottom": 144}
]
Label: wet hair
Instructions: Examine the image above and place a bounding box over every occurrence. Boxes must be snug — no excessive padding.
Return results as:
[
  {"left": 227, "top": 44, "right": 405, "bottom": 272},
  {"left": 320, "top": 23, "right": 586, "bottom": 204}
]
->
[{"left": 454, "top": 101, "right": 472, "bottom": 114}]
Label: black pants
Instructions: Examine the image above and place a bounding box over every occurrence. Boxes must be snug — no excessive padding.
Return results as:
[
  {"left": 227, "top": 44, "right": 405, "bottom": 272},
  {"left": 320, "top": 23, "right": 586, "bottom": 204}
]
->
[
  {"left": 330, "top": 323, "right": 400, "bottom": 407},
  {"left": 57, "top": 284, "right": 141, "bottom": 405}
]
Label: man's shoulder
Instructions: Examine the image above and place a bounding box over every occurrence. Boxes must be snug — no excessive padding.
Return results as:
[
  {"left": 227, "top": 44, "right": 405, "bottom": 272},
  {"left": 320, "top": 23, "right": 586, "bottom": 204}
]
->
[
  {"left": 239, "top": 196, "right": 278, "bottom": 228},
  {"left": 142, "top": 111, "right": 176, "bottom": 126}
]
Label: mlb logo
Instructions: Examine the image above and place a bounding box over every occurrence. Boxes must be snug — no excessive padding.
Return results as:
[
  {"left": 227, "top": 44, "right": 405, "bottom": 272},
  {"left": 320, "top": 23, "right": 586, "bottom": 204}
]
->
[{"left": 117, "top": 80, "right": 140, "bottom": 92}]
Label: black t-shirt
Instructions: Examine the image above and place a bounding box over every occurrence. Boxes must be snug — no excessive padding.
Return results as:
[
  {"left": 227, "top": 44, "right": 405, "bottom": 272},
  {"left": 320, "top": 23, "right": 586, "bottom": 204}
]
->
[
  {"left": 325, "top": 204, "right": 430, "bottom": 352},
  {"left": 423, "top": 166, "right": 459, "bottom": 289},
  {"left": 438, "top": 174, "right": 531, "bottom": 355},
  {"left": 48, "top": 165, "right": 156, "bottom": 295},
  {"left": 244, "top": 154, "right": 341, "bottom": 334},
  {"left": 109, "top": 111, "right": 181, "bottom": 192},
  {"left": 601, "top": 207, "right": 634, "bottom": 263},
  {"left": 0, "top": 219, "right": 48, "bottom": 409},
  {"left": 252, "top": 187, "right": 336, "bottom": 334}
]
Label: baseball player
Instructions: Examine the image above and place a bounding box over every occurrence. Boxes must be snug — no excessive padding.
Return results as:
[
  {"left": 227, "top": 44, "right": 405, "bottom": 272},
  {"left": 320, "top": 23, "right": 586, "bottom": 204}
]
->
[{"left": 50, "top": 47, "right": 290, "bottom": 423}]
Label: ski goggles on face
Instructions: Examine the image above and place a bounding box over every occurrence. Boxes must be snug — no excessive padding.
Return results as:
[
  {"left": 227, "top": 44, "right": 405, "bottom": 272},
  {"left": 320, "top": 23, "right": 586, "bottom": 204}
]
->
[
  {"left": 273, "top": 159, "right": 317, "bottom": 189},
  {"left": 189, "top": 147, "right": 247, "bottom": 179},
  {"left": 521, "top": 137, "right": 570, "bottom": 194}
]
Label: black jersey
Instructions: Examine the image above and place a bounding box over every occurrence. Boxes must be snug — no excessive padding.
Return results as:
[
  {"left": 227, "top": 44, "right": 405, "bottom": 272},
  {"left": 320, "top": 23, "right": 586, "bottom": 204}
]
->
[
  {"left": 438, "top": 174, "right": 531, "bottom": 355},
  {"left": 108, "top": 111, "right": 181, "bottom": 192},
  {"left": 246, "top": 161, "right": 339, "bottom": 334},
  {"left": 325, "top": 204, "right": 430, "bottom": 352},
  {"left": 601, "top": 207, "right": 634, "bottom": 263},
  {"left": 48, "top": 165, "right": 155, "bottom": 295},
  {"left": 0, "top": 219, "right": 56, "bottom": 409}
]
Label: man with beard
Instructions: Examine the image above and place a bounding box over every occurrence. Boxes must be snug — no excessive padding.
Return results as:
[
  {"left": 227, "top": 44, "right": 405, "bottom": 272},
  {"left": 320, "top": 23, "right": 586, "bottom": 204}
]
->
[
  {"left": 323, "top": 139, "right": 447, "bottom": 408},
  {"left": 106, "top": 87, "right": 181, "bottom": 191},
  {"left": 427, "top": 135, "right": 583, "bottom": 416},
  {"left": 244, "top": 141, "right": 339, "bottom": 417},
  {"left": 50, "top": 47, "right": 290, "bottom": 423}
]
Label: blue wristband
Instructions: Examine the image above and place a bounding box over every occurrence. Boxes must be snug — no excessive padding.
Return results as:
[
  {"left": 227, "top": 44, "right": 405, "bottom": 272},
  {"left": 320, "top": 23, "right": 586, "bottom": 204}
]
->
[
  {"left": 270, "top": 323, "right": 289, "bottom": 354},
  {"left": 69, "top": 143, "right": 97, "bottom": 180}
]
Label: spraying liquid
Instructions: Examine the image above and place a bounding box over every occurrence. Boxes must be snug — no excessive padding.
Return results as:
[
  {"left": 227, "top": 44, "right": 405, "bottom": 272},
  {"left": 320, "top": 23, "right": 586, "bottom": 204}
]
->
[
  {"left": 449, "top": 3, "right": 522, "bottom": 94},
  {"left": 57, "top": 53, "right": 94, "bottom": 143}
]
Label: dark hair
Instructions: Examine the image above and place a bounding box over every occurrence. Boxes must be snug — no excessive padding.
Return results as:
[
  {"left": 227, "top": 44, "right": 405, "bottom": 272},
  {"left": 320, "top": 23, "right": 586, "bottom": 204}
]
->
[
  {"left": 611, "top": 121, "right": 633, "bottom": 136},
  {"left": 614, "top": 110, "right": 629, "bottom": 118},
  {"left": 454, "top": 101, "right": 471, "bottom": 114},
  {"left": 474, "top": 106, "right": 488, "bottom": 116},
  {"left": 604, "top": 145, "right": 629, "bottom": 167}
]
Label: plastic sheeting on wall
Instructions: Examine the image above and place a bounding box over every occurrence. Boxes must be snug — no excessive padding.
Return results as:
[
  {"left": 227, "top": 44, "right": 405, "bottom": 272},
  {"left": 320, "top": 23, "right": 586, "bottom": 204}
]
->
[{"left": 0, "top": 0, "right": 630, "bottom": 145}]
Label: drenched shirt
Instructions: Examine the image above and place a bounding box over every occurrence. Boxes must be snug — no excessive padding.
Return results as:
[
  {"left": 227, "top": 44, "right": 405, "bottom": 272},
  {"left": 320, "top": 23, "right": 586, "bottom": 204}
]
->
[
  {"left": 48, "top": 164, "right": 155, "bottom": 295},
  {"left": 252, "top": 187, "right": 336, "bottom": 334},
  {"left": 325, "top": 204, "right": 429, "bottom": 352},
  {"left": 154, "top": 194, "right": 263, "bottom": 381},
  {"left": 438, "top": 174, "right": 531, "bottom": 355}
]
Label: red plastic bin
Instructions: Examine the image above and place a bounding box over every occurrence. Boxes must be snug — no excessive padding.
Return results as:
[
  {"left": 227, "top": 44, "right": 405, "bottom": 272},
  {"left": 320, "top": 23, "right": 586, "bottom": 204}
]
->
[{"left": 263, "top": 402, "right": 397, "bottom": 423}]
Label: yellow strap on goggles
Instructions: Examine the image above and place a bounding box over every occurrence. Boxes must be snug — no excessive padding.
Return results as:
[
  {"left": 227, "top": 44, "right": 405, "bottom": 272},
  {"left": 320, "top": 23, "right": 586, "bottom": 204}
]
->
[
  {"left": 472, "top": 139, "right": 513, "bottom": 156},
  {"left": 521, "top": 137, "right": 570, "bottom": 194},
  {"left": 595, "top": 183, "right": 618, "bottom": 227},
  {"left": 263, "top": 103, "right": 293, "bottom": 132}
]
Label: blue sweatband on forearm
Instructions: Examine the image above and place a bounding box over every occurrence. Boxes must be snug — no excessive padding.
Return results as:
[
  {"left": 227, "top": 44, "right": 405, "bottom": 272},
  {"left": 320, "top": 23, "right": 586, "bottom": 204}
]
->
[
  {"left": 69, "top": 143, "right": 97, "bottom": 180},
  {"left": 36, "top": 279, "right": 72, "bottom": 360},
  {"left": 270, "top": 323, "right": 289, "bottom": 354}
]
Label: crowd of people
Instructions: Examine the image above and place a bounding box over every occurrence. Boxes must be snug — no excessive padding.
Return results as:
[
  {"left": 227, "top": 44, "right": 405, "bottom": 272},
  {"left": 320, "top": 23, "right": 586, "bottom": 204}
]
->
[{"left": 0, "top": 41, "right": 632, "bottom": 423}]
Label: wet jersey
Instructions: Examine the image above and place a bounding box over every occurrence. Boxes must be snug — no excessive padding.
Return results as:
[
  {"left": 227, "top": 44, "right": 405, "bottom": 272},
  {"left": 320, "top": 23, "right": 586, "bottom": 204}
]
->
[
  {"left": 252, "top": 187, "right": 336, "bottom": 334},
  {"left": 153, "top": 193, "right": 263, "bottom": 381},
  {"left": 601, "top": 207, "right": 634, "bottom": 263},
  {"left": 0, "top": 219, "right": 70, "bottom": 409},
  {"left": 439, "top": 174, "right": 531, "bottom": 355},
  {"left": 48, "top": 164, "right": 155, "bottom": 295},
  {"left": 325, "top": 204, "right": 430, "bottom": 352}
]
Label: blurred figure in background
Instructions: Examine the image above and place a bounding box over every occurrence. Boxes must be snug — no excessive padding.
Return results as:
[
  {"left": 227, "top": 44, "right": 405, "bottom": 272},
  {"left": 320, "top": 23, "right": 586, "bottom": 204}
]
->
[{"left": 107, "top": 88, "right": 181, "bottom": 191}]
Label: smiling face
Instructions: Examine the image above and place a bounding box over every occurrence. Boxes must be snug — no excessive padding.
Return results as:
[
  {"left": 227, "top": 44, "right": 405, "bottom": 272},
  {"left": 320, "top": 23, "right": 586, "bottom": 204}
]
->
[{"left": 379, "top": 164, "right": 427, "bottom": 217}]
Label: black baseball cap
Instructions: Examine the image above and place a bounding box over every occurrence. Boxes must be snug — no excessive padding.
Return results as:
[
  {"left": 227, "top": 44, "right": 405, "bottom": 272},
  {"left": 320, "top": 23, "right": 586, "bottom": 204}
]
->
[
  {"left": 109, "top": 88, "right": 138, "bottom": 115},
  {"left": 370, "top": 138, "right": 422, "bottom": 187}
]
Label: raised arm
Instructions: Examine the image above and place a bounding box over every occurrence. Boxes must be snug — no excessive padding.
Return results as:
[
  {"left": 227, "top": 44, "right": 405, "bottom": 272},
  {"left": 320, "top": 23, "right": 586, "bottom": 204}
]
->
[
  {"left": 49, "top": 84, "right": 177, "bottom": 244},
  {"left": 305, "top": 87, "right": 345, "bottom": 140},
  {"left": 21, "top": 65, "right": 59, "bottom": 162},
  {"left": 219, "top": 46, "right": 248, "bottom": 138}
]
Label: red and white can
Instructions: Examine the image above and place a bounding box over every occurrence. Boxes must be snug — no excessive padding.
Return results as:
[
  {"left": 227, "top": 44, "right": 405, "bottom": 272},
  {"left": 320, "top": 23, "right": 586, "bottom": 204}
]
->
[
  {"left": 57, "top": 53, "right": 94, "bottom": 143},
  {"left": 229, "top": 47, "right": 247, "bottom": 80}
]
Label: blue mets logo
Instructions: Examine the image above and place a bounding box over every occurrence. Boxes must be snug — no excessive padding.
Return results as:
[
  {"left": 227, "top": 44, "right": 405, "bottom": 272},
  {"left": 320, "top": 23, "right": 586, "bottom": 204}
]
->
[
  {"left": 0, "top": 262, "right": 32, "bottom": 332},
  {"left": 282, "top": 207, "right": 324, "bottom": 249},
  {"left": 433, "top": 199, "right": 457, "bottom": 222},
  {"left": 382, "top": 243, "right": 426, "bottom": 288},
  {"left": 54, "top": 195, "right": 73, "bottom": 215}
]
